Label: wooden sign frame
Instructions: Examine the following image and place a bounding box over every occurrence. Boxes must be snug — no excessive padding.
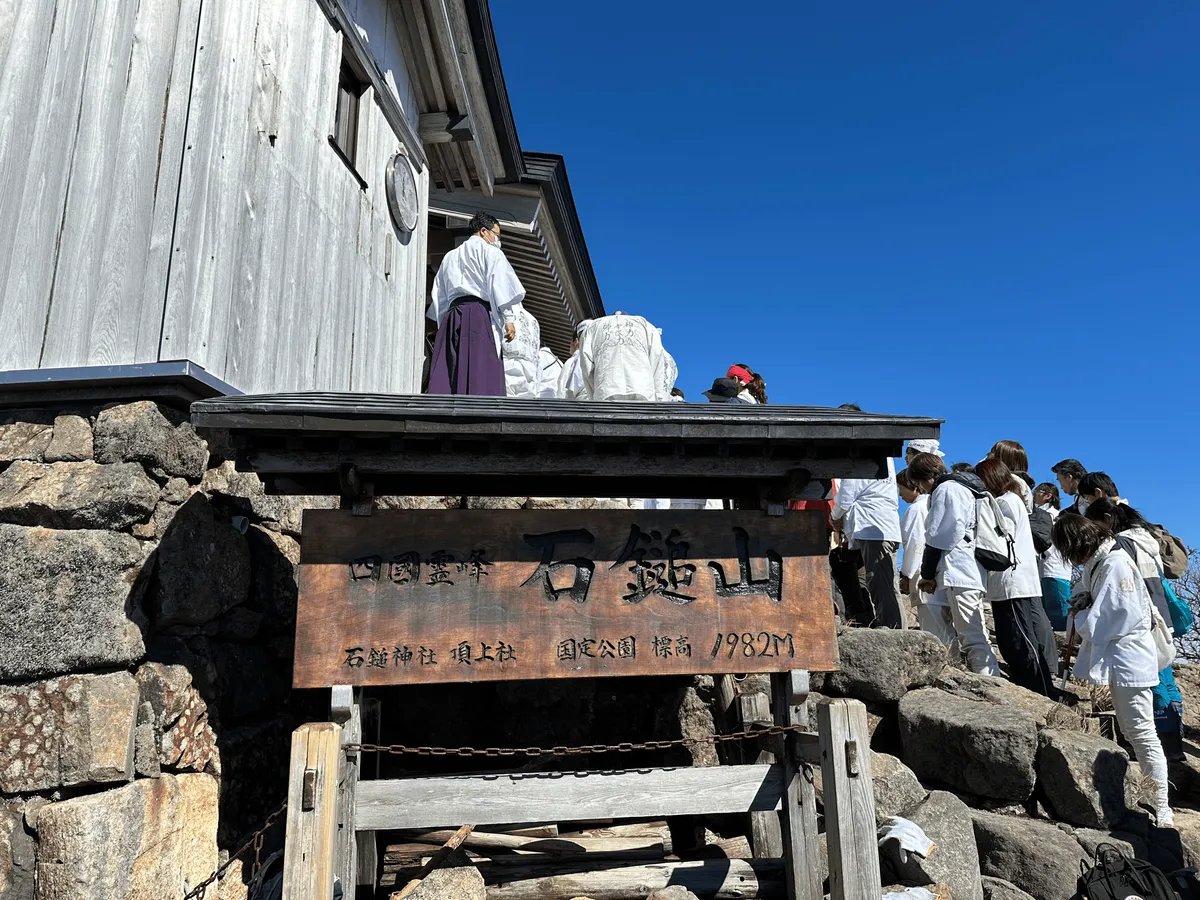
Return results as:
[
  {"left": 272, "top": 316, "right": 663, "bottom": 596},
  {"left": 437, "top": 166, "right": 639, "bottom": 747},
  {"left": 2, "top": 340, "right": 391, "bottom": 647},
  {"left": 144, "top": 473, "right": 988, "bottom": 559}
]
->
[{"left": 293, "top": 509, "right": 838, "bottom": 687}]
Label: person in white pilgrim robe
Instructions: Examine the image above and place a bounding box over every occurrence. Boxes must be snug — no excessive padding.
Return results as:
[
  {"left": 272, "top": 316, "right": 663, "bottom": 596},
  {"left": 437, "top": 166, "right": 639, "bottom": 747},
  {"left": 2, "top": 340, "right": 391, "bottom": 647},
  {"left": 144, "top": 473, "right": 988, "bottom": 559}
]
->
[
  {"left": 557, "top": 320, "right": 592, "bottom": 401},
  {"left": 501, "top": 303, "right": 542, "bottom": 398},
  {"left": 534, "top": 347, "right": 564, "bottom": 399},
  {"left": 910, "top": 452, "right": 1002, "bottom": 677},
  {"left": 1053, "top": 514, "right": 1173, "bottom": 826},
  {"left": 660, "top": 345, "right": 679, "bottom": 403},
  {"left": 578, "top": 312, "right": 668, "bottom": 402},
  {"left": 897, "top": 468, "right": 956, "bottom": 648}
]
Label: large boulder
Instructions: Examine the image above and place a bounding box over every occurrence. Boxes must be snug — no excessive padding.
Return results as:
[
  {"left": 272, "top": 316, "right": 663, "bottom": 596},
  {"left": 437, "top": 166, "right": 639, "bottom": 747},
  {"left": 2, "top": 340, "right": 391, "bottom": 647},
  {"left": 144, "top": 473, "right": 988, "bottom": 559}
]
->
[
  {"left": 35, "top": 773, "right": 218, "bottom": 900},
  {"left": 44, "top": 415, "right": 94, "bottom": 462},
  {"left": 819, "top": 627, "right": 947, "bottom": 702},
  {"left": 873, "top": 752, "right": 928, "bottom": 820},
  {"left": 0, "top": 524, "right": 148, "bottom": 680},
  {"left": 152, "top": 495, "right": 250, "bottom": 627},
  {"left": 899, "top": 688, "right": 1038, "bottom": 801},
  {"left": 971, "top": 810, "right": 1088, "bottom": 900},
  {"left": 881, "top": 791, "right": 983, "bottom": 900},
  {"left": 0, "top": 672, "right": 138, "bottom": 793},
  {"left": 1037, "top": 729, "right": 1131, "bottom": 828},
  {"left": 982, "top": 877, "right": 1037, "bottom": 900},
  {"left": 93, "top": 401, "right": 208, "bottom": 481},
  {"left": 936, "top": 670, "right": 1086, "bottom": 732},
  {"left": 0, "top": 460, "right": 158, "bottom": 530},
  {"left": 0, "top": 806, "right": 35, "bottom": 899}
]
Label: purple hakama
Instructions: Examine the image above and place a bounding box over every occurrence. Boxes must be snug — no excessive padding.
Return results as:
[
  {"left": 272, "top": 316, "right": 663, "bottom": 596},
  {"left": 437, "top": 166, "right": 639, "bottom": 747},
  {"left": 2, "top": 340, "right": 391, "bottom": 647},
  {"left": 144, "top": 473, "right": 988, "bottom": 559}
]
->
[{"left": 427, "top": 298, "right": 505, "bottom": 396}]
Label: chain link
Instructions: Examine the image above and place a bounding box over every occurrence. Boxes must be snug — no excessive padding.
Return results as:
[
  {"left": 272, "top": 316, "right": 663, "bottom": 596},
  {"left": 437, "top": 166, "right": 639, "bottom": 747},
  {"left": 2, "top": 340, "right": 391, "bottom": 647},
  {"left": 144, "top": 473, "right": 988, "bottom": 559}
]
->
[
  {"left": 183, "top": 801, "right": 288, "bottom": 900},
  {"left": 345, "top": 722, "right": 806, "bottom": 758}
]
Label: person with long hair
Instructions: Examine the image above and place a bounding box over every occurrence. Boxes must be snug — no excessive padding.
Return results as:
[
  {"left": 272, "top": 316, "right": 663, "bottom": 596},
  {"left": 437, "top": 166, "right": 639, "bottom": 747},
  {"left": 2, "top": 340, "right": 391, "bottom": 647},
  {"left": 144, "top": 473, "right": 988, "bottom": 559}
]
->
[
  {"left": 975, "top": 460, "right": 1058, "bottom": 696},
  {"left": 1052, "top": 514, "right": 1173, "bottom": 826},
  {"left": 1034, "top": 482, "right": 1072, "bottom": 630},
  {"left": 910, "top": 452, "right": 1001, "bottom": 675},
  {"left": 1086, "top": 498, "right": 1186, "bottom": 760}
]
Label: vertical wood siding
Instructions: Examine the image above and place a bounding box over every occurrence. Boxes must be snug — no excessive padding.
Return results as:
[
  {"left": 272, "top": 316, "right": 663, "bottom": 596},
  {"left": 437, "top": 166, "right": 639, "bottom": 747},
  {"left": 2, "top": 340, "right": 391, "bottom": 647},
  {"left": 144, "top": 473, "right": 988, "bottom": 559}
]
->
[{"left": 0, "top": 0, "right": 427, "bottom": 394}]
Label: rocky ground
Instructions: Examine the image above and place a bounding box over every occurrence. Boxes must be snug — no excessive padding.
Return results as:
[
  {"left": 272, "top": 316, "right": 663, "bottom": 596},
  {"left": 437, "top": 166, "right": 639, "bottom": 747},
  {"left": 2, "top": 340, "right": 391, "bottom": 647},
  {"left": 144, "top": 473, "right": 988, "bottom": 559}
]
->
[{"left": 1, "top": 400, "right": 1199, "bottom": 900}]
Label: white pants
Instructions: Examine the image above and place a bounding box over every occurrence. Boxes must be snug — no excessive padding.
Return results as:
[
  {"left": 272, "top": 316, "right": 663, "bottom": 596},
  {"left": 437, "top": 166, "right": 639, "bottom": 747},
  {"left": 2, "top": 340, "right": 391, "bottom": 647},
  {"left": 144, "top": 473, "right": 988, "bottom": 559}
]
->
[
  {"left": 917, "top": 599, "right": 959, "bottom": 649},
  {"left": 1111, "top": 683, "right": 1172, "bottom": 825},
  {"left": 945, "top": 587, "right": 1000, "bottom": 676}
]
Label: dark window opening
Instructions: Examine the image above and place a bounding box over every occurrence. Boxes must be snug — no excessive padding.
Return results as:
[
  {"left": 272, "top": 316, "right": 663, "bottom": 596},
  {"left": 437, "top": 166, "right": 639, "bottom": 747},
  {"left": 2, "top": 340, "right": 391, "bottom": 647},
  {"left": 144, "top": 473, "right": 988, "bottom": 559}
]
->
[{"left": 332, "top": 57, "right": 366, "bottom": 172}]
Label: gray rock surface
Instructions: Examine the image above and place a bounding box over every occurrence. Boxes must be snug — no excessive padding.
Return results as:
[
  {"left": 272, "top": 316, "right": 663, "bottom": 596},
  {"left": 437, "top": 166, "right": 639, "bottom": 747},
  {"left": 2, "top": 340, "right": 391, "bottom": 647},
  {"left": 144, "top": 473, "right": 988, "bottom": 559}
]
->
[
  {"left": 135, "top": 663, "right": 219, "bottom": 773},
  {"left": 647, "top": 888, "right": 701, "bottom": 900},
  {"left": 152, "top": 495, "right": 250, "bottom": 627},
  {"left": 820, "top": 627, "right": 947, "bottom": 702},
  {"left": 937, "top": 670, "right": 1087, "bottom": 732},
  {"left": 0, "top": 421, "right": 52, "bottom": 464},
  {"left": 34, "top": 773, "right": 218, "bottom": 900},
  {"left": 0, "top": 460, "right": 158, "bottom": 530},
  {"left": 982, "top": 876, "right": 1037, "bottom": 900},
  {"left": 0, "top": 672, "right": 138, "bottom": 793},
  {"left": 200, "top": 460, "right": 338, "bottom": 535},
  {"left": 899, "top": 688, "right": 1038, "bottom": 801},
  {"left": 93, "top": 401, "right": 208, "bottom": 481},
  {"left": 404, "top": 855, "right": 486, "bottom": 900},
  {"left": 0, "top": 806, "right": 35, "bottom": 900},
  {"left": 1037, "top": 729, "right": 1131, "bottom": 828},
  {"left": 972, "top": 809, "right": 1088, "bottom": 900},
  {"left": 881, "top": 790, "right": 983, "bottom": 900},
  {"left": 44, "top": 415, "right": 94, "bottom": 462},
  {"left": 0, "top": 524, "right": 148, "bottom": 680},
  {"left": 873, "top": 751, "right": 928, "bottom": 820}
]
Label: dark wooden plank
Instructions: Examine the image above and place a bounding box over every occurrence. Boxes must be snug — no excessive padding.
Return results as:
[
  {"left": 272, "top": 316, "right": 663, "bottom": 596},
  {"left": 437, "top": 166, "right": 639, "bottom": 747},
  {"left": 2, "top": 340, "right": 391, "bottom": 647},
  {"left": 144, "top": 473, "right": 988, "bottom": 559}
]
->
[{"left": 294, "top": 509, "right": 836, "bottom": 688}]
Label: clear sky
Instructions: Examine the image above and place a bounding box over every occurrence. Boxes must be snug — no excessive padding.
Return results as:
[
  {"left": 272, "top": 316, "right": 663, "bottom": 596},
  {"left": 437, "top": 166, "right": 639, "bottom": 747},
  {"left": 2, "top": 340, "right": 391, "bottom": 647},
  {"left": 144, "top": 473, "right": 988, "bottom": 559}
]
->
[{"left": 491, "top": 2, "right": 1199, "bottom": 546}]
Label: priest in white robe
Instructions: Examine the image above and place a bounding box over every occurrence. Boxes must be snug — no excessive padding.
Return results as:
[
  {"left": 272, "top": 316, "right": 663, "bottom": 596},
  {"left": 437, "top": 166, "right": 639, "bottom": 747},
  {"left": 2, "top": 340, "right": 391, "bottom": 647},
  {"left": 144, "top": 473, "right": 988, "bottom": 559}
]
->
[{"left": 427, "top": 212, "right": 525, "bottom": 396}]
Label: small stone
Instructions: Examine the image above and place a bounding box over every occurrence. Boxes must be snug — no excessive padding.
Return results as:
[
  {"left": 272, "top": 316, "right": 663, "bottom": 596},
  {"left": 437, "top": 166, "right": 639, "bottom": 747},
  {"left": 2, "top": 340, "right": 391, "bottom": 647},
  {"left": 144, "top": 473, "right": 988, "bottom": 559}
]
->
[
  {"left": 44, "top": 414, "right": 94, "bottom": 462},
  {"left": 0, "top": 460, "right": 159, "bottom": 530},
  {"left": 648, "top": 888, "right": 701, "bottom": 900},
  {"left": 93, "top": 401, "right": 208, "bottom": 481},
  {"left": 133, "top": 723, "right": 161, "bottom": 777},
  {"left": 403, "top": 858, "right": 485, "bottom": 899}
]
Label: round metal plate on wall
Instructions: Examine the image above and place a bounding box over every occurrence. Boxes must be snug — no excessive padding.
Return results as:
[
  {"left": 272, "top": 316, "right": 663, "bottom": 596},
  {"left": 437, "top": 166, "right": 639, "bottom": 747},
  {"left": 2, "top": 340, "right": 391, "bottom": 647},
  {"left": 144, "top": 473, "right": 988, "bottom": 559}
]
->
[{"left": 386, "top": 151, "right": 419, "bottom": 235}]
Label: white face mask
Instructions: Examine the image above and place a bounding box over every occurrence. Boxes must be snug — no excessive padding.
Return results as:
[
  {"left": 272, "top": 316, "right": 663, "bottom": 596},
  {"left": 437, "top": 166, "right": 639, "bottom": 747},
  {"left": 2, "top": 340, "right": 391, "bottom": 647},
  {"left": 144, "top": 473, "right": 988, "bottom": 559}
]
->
[
  {"left": 1077, "top": 497, "right": 1090, "bottom": 515},
  {"left": 482, "top": 231, "right": 502, "bottom": 250}
]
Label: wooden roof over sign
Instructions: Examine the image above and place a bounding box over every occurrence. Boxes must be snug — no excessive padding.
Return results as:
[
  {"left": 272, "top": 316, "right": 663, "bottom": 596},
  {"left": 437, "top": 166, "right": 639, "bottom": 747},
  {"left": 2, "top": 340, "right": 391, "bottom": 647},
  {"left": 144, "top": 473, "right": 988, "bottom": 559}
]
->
[{"left": 190, "top": 394, "right": 942, "bottom": 500}]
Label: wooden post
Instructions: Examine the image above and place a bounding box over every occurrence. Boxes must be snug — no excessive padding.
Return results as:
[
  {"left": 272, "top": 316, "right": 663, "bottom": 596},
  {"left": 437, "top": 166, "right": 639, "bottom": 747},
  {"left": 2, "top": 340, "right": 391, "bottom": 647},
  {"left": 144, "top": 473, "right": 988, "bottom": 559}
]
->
[
  {"left": 331, "top": 686, "right": 376, "bottom": 892},
  {"left": 818, "top": 699, "right": 880, "bottom": 900},
  {"left": 283, "top": 722, "right": 343, "bottom": 900},
  {"left": 740, "top": 690, "right": 783, "bottom": 859},
  {"left": 773, "top": 671, "right": 822, "bottom": 900}
]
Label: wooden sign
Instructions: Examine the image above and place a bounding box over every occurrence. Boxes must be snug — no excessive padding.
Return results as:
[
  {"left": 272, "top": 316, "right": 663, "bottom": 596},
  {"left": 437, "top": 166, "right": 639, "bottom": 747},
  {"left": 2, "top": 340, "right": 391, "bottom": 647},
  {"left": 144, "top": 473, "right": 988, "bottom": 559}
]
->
[{"left": 293, "top": 509, "right": 837, "bottom": 687}]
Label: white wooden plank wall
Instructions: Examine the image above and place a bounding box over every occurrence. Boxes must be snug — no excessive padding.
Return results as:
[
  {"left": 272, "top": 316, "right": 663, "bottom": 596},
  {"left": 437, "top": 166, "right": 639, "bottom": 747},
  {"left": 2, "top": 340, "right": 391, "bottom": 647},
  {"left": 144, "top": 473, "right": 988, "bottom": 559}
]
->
[{"left": 0, "top": 0, "right": 428, "bottom": 394}]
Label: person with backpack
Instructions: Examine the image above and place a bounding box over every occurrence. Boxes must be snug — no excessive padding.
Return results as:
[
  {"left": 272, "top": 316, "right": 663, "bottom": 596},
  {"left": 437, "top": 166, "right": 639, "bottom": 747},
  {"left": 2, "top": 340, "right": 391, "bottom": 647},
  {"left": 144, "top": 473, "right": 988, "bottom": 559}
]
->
[
  {"left": 910, "top": 452, "right": 1002, "bottom": 676},
  {"left": 1052, "top": 514, "right": 1174, "bottom": 827},
  {"left": 898, "top": 467, "right": 957, "bottom": 648},
  {"left": 1034, "top": 482, "right": 1073, "bottom": 631},
  {"left": 976, "top": 460, "right": 1060, "bottom": 697},
  {"left": 1086, "top": 498, "right": 1191, "bottom": 761}
]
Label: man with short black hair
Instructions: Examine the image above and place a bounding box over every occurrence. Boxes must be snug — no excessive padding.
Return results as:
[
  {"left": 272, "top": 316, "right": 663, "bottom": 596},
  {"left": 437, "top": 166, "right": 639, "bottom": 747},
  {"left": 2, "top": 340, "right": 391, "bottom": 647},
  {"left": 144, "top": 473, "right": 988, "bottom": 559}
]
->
[
  {"left": 1076, "top": 471, "right": 1120, "bottom": 514},
  {"left": 427, "top": 212, "right": 525, "bottom": 395},
  {"left": 1051, "top": 458, "right": 1087, "bottom": 514}
]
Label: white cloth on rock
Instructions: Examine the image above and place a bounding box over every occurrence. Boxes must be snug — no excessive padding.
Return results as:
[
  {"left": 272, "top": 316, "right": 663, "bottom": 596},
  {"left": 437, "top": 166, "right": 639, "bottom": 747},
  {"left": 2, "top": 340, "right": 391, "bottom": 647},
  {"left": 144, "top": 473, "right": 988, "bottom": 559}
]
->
[
  {"left": 429, "top": 234, "right": 525, "bottom": 353},
  {"left": 877, "top": 816, "right": 935, "bottom": 864}
]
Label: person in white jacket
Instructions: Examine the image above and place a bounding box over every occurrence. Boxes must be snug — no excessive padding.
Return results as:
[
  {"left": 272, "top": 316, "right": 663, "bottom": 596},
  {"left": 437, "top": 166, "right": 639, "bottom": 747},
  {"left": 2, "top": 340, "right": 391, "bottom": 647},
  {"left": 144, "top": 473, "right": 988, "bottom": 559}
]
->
[
  {"left": 910, "top": 453, "right": 1001, "bottom": 677},
  {"left": 897, "top": 468, "right": 956, "bottom": 648},
  {"left": 1053, "top": 514, "right": 1173, "bottom": 826},
  {"left": 976, "top": 460, "right": 1059, "bottom": 697},
  {"left": 831, "top": 457, "right": 907, "bottom": 629}
]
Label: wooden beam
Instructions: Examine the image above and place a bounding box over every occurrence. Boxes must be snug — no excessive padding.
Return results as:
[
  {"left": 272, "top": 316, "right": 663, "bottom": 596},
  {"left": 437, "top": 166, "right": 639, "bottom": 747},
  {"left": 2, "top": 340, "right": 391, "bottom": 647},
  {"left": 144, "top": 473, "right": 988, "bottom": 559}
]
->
[
  {"left": 312, "top": 0, "right": 428, "bottom": 171},
  {"left": 740, "top": 691, "right": 783, "bottom": 860},
  {"left": 818, "top": 699, "right": 881, "bottom": 900},
  {"left": 355, "top": 764, "right": 785, "bottom": 831},
  {"left": 419, "top": 112, "right": 473, "bottom": 143},
  {"left": 282, "top": 722, "right": 343, "bottom": 900},
  {"left": 775, "top": 671, "right": 822, "bottom": 900}
]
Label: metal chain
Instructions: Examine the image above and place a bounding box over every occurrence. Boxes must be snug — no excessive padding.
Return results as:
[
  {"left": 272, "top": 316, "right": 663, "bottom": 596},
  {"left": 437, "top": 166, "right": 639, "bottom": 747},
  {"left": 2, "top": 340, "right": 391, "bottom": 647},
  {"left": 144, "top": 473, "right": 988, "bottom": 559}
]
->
[
  {"left": 345, "top": 722, "right": 807, "bottom": 758},
  {"left": 182, "top": 801, "right": 288, "bottom": 900}
]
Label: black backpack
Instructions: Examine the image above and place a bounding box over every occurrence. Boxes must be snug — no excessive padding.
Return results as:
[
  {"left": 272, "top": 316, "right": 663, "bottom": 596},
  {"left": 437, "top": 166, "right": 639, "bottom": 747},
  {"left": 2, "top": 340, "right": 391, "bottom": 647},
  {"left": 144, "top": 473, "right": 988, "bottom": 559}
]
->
[
  {"left": 1075, "top": 844, "right": 1176, "bottom": 900},
  {"left": 1029, "top": 506, "right": 1054, "bottom": 555}
]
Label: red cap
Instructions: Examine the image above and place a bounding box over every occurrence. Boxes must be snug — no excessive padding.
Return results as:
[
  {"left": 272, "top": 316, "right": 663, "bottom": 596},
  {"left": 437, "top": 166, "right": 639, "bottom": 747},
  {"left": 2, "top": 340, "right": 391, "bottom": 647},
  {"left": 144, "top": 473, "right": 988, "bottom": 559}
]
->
[{"left": 727, "top": 365, "right": 753, "bottom": 386}]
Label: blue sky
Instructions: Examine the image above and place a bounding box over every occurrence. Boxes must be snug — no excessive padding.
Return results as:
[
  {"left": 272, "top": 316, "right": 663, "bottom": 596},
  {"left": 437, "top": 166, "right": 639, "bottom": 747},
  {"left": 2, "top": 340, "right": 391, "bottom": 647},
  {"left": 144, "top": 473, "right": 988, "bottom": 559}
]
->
[{"left": 491, "top": 2, "right": 1199, "bottom": 546}]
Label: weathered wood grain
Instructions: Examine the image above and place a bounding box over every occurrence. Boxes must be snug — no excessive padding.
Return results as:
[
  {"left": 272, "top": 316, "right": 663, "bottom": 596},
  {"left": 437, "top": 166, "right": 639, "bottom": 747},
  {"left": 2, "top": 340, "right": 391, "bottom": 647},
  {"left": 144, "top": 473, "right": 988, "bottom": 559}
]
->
[
  {"left": 775, "top": 671, "right": 822, "bottom": 900},
  {"left": 355, "top": 764, "right": 784, "bottom": 831},
  {"left": 282, "top": 722, "right": 342, "bottom": 900},
  {"left": 818, "top": 699, "right": 880, "bottom": 900},
  {"left": 294, "top": 509, "right": 837, "bottom": 687}
]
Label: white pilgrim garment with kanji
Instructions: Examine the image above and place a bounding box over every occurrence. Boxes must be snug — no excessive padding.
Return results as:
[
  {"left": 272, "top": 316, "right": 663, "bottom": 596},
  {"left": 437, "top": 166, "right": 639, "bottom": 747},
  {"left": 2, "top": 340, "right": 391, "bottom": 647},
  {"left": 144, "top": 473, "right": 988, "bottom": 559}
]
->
[
  {"left": 534, "top": 348, "right": 564, "bottom": 399},
  {"left": 659, "top": 343, "right": 678, "bottom": 401},
  {"left": 502, "top": 304, "right": 541, "bottom": 398},
  {"left": 1072, "top": 539, "right": 1159, "bottom": 688},
  {"left": 924, "top": 480, "right": 985, "bottom": 591},
  {"left": 578, "top": 313, "right": 667, "bottom": 402},
  {"left": 428, "top": 234, "right": 526, "bottom": 354},
  {"left": 831, "top": 458, "right": 902, "bottom": 547}
]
